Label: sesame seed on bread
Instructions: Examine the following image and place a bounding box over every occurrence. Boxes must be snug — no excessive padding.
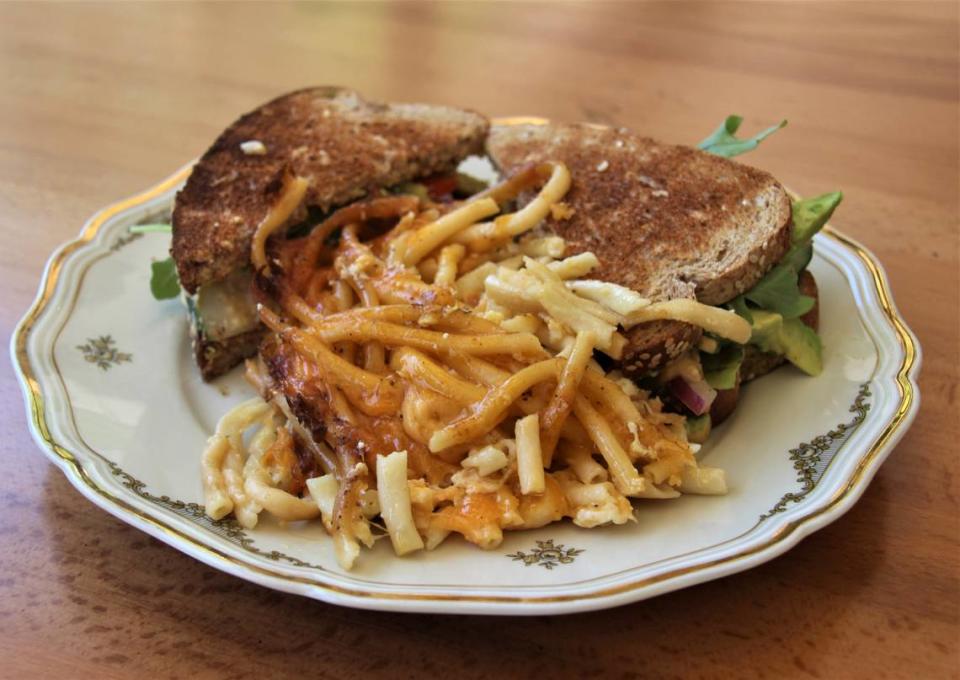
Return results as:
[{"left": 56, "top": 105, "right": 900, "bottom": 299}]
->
[
  {"left": 486, "top": 122, "right": 793, "bottom": 376},
  {"left": 172, "top": 87, "right": 489, "bottom": 293}
]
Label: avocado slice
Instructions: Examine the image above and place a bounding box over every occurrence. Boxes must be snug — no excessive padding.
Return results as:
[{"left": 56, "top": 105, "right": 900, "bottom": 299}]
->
[
  {"left": 392, "top": 181, "right": 430, "bottom": 201},
  {"left": 702, "top": 345, "right": 744, "bottom": 390},
  {"left": 749, "top": 309, "right": 784, "bottom": 353},
  {"left": 779, "top": 318, "right": 823, "bottom": 375},
  {"left": 685, "top": 413, "right": 712, "bottom": 444},
  {"left": 748, "top": 309, "right": 823, "bottom": 376}
]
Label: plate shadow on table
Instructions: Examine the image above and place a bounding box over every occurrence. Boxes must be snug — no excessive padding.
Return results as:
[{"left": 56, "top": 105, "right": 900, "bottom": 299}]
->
[{"left": 38, "top": 462, "right": 891, "bottom": 676}]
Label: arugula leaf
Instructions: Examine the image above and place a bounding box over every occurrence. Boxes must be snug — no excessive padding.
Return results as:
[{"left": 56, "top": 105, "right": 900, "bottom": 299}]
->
[
  {"left": 150, "top": 257, "right": 181, "bottom": 299},
  {"left": 734, "top": 193, "right": 840, "bottom": 320},
  {"left": 702, "top": 345, "right": 744, "bottom": 390},
  {"left": 132, "top": 224, "right": 180, "bottom": 299},
  {"left": 781, "top": 240, "right": 813, "bottom": 273},
  {"left": 791, "top": 192, "right": 843, "bottom": 244},
  {"left": 130, "top": 223, "right": 172, "bottom": 234},
  {"left": 743, "top": 261, "right": 815, "bottom": 319},
  {"left": 697, "top": 115, "right": 787, "bottom": 158}
]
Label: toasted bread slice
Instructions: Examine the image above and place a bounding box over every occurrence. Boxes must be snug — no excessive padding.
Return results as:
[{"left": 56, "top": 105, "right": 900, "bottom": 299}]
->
[
  {"left": 172, "top": 87, "right": 488, "bottom": 293},
  {"left": 486, "top": 122, "right": 792, "bottom": 375},
  {"left": 195, "top": 327, "right": 265, "bottom": 382}
]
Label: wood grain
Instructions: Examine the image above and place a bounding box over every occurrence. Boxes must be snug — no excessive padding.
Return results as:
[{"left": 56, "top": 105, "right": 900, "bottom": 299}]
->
[{"left": 1, "top": 2, "right": 957, "bottom": 678}]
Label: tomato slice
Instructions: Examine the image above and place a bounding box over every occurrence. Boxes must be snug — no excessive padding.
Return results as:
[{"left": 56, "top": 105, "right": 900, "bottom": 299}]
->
[{"left": 422, "top": 174, "right": 458, "bottom": 201}]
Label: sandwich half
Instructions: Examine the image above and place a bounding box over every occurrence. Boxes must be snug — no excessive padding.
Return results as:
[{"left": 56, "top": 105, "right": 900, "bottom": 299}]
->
[
  {"left": 171, "top": 87, "right": 489, "bottom": 379},
  {"left": 487, "top": 121, "right": 838, "bottom": 434}
]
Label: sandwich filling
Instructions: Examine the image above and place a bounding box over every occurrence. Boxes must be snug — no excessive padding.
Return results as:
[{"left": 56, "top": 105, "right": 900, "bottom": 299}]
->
[
  {"left": 657, "top": 190, "right": 841, "bottom": 441},
  {"left": 484, "top": 116, "right": 842, "bottom": 439},
  {"left": 167, "top": 170, "right": 494, "bottom": 378},
  {"left": 189, "top": 267, "right": 260, "bottom": 343}
]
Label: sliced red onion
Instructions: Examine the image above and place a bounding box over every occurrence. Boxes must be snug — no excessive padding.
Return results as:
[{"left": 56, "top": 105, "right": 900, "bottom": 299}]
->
[{"left": 669, "top": 377, "right": 718, "bottom": 416}]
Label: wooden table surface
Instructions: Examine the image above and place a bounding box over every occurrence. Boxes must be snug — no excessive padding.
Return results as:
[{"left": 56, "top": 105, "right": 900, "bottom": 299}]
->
[{"left": 1, "top": 2, "right": 957, "bottom": 678}]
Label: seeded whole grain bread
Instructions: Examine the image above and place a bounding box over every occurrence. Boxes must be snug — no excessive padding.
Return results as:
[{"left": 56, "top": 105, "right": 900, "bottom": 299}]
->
[
  {"left": 195, "top": 328, "right": 264, "bottom": 382},
  {"left": 486, "top": 122, "right": 793, "bottom": 376},
  {"left": 172, "top": 87, "right": 489, "bottom": 294}
]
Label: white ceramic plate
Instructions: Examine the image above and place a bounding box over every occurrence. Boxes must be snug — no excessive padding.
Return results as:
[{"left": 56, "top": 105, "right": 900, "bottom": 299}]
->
[{"left": 11, "top": 152, "right": 920, "bottom": 615}]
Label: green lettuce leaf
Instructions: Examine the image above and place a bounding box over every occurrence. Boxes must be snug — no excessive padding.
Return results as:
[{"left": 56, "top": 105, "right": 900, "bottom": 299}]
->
[
  {"left": 697, "top": 115, "right": 787, "bottom": 158},
  {"left": 130, "top": 223, "right": 172, "bottom": 234},
  {"left": 791, "top": 191, "right": 843, "bottom": 244},
  {"left": 732, "top": 192, "right": 842, "bottom": 320},
  {"left": 150, "top": 257, "right": 181, "bottom": 299},
  {"left": 702, "top": 345, "right": 744, "bottom": 390},
  {"left": 131, "top": 224, "right": 180, "bottom": 299},
  {"left": 743, "top": 262, "right": 815, "bottom": 319},
  {"left": 781, "top": 240, "right": 813, "bottom": 273}
]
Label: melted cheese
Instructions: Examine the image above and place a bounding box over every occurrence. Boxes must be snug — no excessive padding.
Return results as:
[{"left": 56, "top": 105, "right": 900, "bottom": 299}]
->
[{"left": 195, "top": 268, "right": 260, "bottom": 341}]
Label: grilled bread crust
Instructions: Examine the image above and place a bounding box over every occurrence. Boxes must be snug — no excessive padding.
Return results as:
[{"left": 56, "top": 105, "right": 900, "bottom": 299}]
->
[
  {"left": 487, "top": 122, "right": 792, "bottom": 376},
  {"left": 195, "top": 327, "right": 265, "bottom": 382},
  {"left": 172, "top": 87, "right": 488, "bottom": 293}
]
